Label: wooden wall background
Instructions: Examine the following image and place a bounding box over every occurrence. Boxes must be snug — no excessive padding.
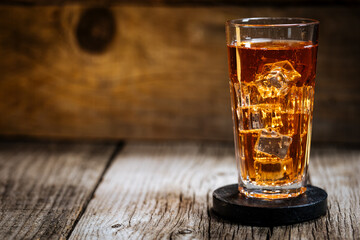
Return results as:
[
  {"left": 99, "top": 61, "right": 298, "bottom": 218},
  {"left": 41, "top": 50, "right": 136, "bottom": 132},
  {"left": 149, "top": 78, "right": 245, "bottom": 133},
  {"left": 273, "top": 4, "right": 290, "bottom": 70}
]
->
[{"left": 0, "top": 2, "right": 359, "bottom": 142}]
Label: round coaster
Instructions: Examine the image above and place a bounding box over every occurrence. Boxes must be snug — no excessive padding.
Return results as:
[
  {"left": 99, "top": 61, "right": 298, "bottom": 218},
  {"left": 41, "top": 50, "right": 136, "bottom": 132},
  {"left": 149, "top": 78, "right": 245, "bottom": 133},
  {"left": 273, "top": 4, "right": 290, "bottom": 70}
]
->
[{"left": 212, "top": 184, "right": 327, "bottom": 226}]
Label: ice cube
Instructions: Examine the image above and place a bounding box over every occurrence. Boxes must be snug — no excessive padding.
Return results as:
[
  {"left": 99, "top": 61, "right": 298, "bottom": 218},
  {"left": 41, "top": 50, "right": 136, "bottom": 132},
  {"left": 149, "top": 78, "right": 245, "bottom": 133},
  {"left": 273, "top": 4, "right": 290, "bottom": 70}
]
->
[
  {"left": 238, "top": 107, "right": 264, "bottom": 130},
  {"left": 250, "top": 109, "right": 263, "bottom": 129},
  {"left": 255, "top": 61, "right": 301, "bottom": 98},
  {"left": 255, "top": 130, "right": 292, "bottom": 159},
  {"left": 259, "top": 105, "right": 283, "bottom": 130},
  {"left": 238, "top": 105, "right": 285, "bottom": 131},
  {"left": 282, "top": 86, "right": 315, "bottom": 114},
  {"left": 241, "top": 83, "right": 262, "bottom": 106},
  {"left": 254, "top": 157, "right": 293, "bottom": 183}
]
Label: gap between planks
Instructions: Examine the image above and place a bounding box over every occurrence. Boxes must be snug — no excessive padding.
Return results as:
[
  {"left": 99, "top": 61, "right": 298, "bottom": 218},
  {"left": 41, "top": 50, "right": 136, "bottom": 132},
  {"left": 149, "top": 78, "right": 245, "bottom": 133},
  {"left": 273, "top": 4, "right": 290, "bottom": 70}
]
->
[
  {"left": 0, "top": 140, "right": 122, "bottom": 240},
  {"left": 66, "top": 141, "right": 124, "bottom": 239}
]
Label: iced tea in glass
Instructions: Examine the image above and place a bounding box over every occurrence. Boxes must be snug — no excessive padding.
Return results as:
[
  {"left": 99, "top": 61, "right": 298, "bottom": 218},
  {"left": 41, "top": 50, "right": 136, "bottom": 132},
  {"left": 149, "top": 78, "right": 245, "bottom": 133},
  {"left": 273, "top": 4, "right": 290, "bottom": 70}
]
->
[{"left": 226, "top": 18, "right": 319, "bottom": 199}]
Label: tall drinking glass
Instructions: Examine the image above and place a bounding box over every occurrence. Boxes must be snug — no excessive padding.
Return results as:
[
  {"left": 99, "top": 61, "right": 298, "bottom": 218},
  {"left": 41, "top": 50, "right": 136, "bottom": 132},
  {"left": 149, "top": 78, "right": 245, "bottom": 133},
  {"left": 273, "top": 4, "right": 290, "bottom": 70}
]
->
[{"left": 226, "top": 18, "right": 319, "bottom": 199}]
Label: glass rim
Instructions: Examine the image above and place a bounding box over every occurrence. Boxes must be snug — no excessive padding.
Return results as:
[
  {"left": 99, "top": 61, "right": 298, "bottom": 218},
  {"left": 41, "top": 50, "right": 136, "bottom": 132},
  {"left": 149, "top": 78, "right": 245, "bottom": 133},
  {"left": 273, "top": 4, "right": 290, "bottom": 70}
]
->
[{"left": 226, "top": 17, "right": 319, "bottom": 28}]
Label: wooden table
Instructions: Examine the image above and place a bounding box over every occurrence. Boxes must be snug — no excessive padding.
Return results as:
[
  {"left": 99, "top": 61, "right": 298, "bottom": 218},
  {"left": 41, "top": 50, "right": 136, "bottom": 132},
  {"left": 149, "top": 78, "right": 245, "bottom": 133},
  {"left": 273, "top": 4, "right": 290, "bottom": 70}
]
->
[{"left": 0, "top": 140, "right": 359, "bottom": 239}]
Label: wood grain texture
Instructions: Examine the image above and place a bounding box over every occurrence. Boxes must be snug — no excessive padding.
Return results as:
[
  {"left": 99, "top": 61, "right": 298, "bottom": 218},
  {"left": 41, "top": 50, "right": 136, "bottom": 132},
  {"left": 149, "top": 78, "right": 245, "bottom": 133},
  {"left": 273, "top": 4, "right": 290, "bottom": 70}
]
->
[
  {"left": 2, "top": 0, "right": 359, "bottom": 6},
  {"left": 0, "top": 6, "right": 359, "bottom": 142},
  {"left": 270, "top": 147, "right": 360, "bottom": 239},
  {"left": 0, "top": 141, "right": 117, "bottom": 240},
  {"left": 69, "top": 142, "right": 360, "bottom": 239}
]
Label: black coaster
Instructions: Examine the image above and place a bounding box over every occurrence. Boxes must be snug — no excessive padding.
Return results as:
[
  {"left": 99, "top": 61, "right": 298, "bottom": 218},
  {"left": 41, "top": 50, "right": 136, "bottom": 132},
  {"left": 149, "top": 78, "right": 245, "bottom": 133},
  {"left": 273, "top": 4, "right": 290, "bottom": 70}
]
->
[{"left": 212, "top": 184, "right": 327, "bottom": 226}]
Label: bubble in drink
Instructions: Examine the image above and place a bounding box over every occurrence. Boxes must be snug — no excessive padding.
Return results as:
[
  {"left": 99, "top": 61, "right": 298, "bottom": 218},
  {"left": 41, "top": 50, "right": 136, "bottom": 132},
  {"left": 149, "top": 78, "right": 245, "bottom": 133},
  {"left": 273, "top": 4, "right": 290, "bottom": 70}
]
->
[
  {"left": 255, "top": 60, "right": 301, "bottom": 98},
  {"left": 255, "top": 130, "right": 292, "bottom": 159}
]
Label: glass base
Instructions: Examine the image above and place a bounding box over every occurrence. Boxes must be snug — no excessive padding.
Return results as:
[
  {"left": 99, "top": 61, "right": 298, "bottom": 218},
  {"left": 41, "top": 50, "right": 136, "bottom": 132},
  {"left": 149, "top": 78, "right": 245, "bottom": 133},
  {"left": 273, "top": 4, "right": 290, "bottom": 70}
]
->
[{"left": 239, "top": 185, "right": 306, "bottom": 199}]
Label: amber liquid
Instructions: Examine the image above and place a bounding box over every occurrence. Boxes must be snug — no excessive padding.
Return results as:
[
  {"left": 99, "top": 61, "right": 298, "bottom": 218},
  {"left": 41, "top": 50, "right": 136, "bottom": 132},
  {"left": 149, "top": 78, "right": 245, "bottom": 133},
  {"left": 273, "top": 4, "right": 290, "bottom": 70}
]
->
[{"left": 228, "top": 40, "right": 317, "bottom": 197}]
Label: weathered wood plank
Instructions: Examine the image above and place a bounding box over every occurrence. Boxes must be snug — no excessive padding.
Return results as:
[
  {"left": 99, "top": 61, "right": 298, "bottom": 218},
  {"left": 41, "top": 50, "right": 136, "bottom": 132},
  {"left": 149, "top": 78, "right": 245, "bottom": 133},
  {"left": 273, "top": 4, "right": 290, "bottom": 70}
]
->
[
  {"left": 0, "top": 6, "right": 359, "bottom": 142},
  {"left": 0, "top": 141, "right": 117, "bottom": 240},
  {"left": 270, "top": 147, "right": 360, "bottom": 239},
  {"left": 69, "top": 142, "right": 360, "bottom": 239}
]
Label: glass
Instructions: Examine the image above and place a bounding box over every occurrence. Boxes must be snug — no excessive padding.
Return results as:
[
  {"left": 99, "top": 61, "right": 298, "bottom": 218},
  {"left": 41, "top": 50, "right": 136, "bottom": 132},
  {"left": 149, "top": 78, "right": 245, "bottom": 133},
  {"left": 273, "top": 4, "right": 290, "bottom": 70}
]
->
[{"left": 226, "top": 17, "right": 319, "bottom": 199}]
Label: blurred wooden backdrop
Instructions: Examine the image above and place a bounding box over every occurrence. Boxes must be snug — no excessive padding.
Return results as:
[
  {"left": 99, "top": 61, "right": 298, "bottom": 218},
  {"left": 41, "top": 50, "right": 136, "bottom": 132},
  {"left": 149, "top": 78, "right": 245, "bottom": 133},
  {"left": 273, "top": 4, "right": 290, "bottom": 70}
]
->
[{"left": 0, "top": 1, "right": 359, "bottom": 142}]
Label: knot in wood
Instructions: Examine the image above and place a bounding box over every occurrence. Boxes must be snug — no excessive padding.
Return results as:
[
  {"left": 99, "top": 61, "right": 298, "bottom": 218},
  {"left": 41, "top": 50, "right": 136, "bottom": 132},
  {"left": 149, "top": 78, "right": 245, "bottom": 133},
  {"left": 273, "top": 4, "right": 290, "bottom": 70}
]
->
[
  {"left": 111, "top": 223, "right": 122, "bottom": 228},
  {"left": 76, "top": 7, "right": 115, "bottom": 54}
]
